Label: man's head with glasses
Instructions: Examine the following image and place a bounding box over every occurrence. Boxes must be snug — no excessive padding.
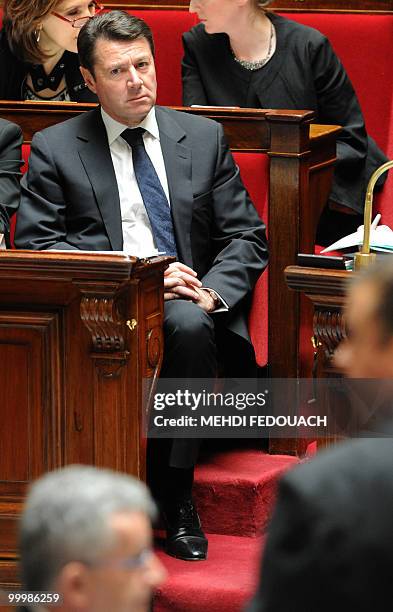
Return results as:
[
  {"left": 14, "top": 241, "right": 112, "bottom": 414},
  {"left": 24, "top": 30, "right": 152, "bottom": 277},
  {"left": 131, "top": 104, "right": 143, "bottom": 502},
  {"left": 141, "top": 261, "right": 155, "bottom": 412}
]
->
[{"left": 20, "top": 465, "right": 166, "bottom": 612}]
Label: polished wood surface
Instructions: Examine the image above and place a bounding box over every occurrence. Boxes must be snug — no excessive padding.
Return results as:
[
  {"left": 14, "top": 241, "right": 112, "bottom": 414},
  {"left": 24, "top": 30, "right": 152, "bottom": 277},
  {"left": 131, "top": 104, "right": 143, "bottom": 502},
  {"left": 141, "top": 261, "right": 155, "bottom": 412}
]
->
[
  {"left": 110, "top": 1, "right": 393, "bottom": 13},
  {"left": 0, "top": 101, "right": 318, "bottom": 148},
  {"left": 285, "top": 265, "right": 350, "bottom": 376},
  {"left": 285, "top": 265, "right": 354, "bottom": 447},
  {"left": 0, "top": 251, "right": 170, "bottom": 587}
]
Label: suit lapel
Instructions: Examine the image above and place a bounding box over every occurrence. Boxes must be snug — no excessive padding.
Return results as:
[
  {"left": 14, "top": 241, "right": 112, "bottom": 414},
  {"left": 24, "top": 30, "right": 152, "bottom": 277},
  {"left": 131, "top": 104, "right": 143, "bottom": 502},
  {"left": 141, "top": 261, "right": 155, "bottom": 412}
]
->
[
  {"left": 77, "top": 108, "right": 123, "bottom": 251},
  {"left": 155, "top": 106, "right": 194, "bottom": 267}
]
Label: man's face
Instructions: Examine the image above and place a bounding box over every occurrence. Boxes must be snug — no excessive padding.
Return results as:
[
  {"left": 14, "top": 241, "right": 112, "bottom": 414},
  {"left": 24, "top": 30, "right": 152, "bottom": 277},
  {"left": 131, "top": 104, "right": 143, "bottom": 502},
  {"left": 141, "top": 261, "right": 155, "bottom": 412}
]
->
[
  {"left": 90, "top": 511, "right": 166, "bottom": 612},
  {"left": 58, "top": 511, "right": 166, "bottom": 612},
  {"left": 335, "top": 282, "right": 393, "bottom": 378},
  {"left": 81, "top": 36, "right": 157, "bottom": 126}
]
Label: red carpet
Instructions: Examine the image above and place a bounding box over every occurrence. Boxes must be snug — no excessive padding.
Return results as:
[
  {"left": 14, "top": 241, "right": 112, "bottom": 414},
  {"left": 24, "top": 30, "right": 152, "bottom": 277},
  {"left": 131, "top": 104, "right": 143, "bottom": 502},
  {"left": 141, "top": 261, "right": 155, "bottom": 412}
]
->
[
  {"left": 155, "top": 534, "right": 264, "bottom": 612},
  {"left": 195, "top": 449, "right": 299, "bottom": 536},
  {"left": 154, "top": 448, "right": 299, "bottom": 612}
]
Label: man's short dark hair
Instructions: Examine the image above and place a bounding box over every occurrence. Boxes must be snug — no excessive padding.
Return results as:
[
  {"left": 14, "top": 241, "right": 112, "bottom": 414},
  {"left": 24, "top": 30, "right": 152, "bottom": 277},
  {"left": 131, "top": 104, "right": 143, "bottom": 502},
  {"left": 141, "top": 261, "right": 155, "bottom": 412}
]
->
[{"left": 78, "top": 10, "right": 155, "bottom": 76}]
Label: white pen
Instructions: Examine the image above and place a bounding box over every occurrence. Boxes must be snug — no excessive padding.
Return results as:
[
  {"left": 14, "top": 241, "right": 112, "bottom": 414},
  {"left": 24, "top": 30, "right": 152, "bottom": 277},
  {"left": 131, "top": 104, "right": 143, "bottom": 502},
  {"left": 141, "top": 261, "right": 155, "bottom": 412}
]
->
[{"left": 371, "top": 213, "right": 381, "bottom": 230}]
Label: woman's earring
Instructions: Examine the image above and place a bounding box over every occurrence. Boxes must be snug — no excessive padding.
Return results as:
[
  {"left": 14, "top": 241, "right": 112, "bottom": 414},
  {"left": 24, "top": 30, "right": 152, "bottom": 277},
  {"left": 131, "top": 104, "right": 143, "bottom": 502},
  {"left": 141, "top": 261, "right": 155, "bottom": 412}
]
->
[{"left": 34, "top": 27, "right": 42, "bottom": 43}]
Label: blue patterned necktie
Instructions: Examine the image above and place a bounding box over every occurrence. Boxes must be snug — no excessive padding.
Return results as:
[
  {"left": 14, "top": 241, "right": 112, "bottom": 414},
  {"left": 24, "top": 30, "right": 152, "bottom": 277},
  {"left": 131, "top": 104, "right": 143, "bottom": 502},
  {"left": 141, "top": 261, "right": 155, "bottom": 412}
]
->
[{"left": 121, "top": 127, "right": 178, "bottom": 257}]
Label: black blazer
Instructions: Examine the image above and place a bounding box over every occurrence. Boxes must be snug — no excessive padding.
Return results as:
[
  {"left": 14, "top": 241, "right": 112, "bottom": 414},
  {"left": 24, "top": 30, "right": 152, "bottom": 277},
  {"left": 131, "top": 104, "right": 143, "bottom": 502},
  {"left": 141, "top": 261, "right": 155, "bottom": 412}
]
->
[
  {"left": 0, "top": 29, "right": 97, "bottom": 102},
  {"left": 0, "top": 118, "right": 23, "bottom": 245},
  {"left": 248, "top": 434, "right": 393, "bottom": 612},
  {"left": 15, "top": 106, "right": 267, "bottom": 342},
  {"left": 182, "top": 14, "right": 388, "bottom": 214}
]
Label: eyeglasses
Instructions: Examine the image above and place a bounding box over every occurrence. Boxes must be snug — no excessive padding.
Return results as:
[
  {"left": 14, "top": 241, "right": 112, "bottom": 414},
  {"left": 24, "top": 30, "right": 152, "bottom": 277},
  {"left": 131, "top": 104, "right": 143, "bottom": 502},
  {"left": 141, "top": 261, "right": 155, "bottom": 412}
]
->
[
  {"left": 87, "top": 548, "right": 154, "bottom": 572},
  {"left": 51, "top": 2, "right": 104, "bottom": 29},
  {"left": 117, "top": 548, "right": 153, "bottom": 570}
]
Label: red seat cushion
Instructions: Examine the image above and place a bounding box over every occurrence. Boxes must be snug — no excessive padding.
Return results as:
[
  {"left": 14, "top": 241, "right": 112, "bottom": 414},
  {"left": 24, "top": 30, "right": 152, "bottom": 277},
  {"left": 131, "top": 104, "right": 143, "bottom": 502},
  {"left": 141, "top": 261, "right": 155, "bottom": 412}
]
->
[
  {"left": 373, "top": 94, "right": 393, "bottom": 226},
  {"left": 21, "top": 143, "right": 30, "bottom": 170},
  {"left": 9, "top": 143, "right": 29, "bottom": 247},
  {"left": 233, "top": 152, "right": 269, "bottom": 367}
]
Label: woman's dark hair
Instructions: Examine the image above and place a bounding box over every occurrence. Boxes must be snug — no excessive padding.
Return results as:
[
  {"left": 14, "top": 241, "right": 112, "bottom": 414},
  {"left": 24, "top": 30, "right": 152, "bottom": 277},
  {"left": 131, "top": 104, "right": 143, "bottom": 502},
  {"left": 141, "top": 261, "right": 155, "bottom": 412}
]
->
[
  {"left": 2, "top": 0, "right": 59, "bottom": 64},
  {"left": 78, "top": 10, "right": 155, "bottom": 76}
]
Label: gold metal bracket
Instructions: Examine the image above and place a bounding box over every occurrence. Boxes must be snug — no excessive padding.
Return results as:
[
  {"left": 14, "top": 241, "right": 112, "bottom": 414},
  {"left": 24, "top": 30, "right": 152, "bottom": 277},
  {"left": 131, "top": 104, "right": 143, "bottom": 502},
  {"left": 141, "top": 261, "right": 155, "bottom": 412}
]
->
[{"left": 126, "top": 319, "right": 137, "bottom": 332}]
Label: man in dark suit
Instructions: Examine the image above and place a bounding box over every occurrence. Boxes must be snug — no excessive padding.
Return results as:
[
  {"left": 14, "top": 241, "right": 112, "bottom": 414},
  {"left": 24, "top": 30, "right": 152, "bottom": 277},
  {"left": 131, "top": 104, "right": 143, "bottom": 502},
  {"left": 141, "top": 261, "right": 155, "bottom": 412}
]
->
[
  {"left": 0, "top": 117, "right": 22, "bottom": 248},
  {"left": 15, "top": 11, "right": 267, "bottom": 562},
  {"left": 248, "top": 263, "right": 393, "bottom": 612}
]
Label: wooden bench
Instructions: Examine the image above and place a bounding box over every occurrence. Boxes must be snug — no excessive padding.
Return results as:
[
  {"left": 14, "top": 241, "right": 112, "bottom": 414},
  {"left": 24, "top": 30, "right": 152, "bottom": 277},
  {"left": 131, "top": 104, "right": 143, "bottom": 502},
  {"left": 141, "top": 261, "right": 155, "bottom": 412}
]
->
[{"left": 0, "top": 100, "right": 340, "bottom": 457}]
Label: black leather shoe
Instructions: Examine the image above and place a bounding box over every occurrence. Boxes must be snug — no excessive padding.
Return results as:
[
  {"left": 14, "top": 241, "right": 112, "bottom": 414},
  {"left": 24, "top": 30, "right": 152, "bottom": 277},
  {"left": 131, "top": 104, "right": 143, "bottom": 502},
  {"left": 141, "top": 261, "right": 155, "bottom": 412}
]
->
[{"left": 163, "top": 498, "right": 208, "bottom": 561}]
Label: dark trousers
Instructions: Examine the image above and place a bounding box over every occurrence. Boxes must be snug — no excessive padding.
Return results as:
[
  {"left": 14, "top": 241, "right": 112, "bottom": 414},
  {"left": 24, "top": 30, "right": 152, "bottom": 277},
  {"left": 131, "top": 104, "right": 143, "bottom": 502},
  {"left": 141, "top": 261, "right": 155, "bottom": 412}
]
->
[{"left": 147, "top": 300, "right": 218, "bottom": 504}]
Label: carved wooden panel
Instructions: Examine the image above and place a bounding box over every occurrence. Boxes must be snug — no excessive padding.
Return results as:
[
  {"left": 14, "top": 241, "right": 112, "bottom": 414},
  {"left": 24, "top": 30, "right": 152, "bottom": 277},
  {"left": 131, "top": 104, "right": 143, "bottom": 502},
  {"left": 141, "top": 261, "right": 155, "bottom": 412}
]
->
[
  {"left": 0, "top": 311, "right": 62, "bottom": 560},
  {"left": 313, "top": 308, "right": 347, "bottom": 377},
  {"left": 285, "top": 266, "right": 350, "bottom": 377},
  {"left": 0, "top": 252, "right": 169, "bottom": 588}
]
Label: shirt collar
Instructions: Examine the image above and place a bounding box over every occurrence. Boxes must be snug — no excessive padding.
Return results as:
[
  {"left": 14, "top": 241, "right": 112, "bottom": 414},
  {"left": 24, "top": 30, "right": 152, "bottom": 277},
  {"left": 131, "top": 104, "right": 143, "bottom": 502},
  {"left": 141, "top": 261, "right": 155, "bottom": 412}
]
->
[{"left": 101, "top": 106, "right": 160, "bottom": 146}]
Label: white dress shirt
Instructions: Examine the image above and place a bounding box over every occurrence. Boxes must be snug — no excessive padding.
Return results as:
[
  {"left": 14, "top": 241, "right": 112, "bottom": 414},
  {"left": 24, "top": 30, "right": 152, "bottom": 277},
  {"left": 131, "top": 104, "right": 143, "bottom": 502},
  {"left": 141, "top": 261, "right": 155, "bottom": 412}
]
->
[
  {"left": 101, "top": 106, "right": 228, "bottom": 312},
  {"left": 101, "top": 106, "right": 169, "bottom": 258}
]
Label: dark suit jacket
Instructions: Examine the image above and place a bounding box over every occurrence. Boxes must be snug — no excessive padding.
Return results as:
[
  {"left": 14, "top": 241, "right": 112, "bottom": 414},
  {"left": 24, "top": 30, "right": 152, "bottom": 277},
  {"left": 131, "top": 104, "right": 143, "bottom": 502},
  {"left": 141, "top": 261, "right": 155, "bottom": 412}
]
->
[
  {"left": 182, "top": 14, "right": 387, "bottom": 214},
  {"left": 248, "top": 434, "right": 393, "bottom": 612},
  {"left": 0, "top": 117, "right": 23, "bottom": 245},
  {"left": 15, "top": 106, "right": 267, "bottom": 342}
]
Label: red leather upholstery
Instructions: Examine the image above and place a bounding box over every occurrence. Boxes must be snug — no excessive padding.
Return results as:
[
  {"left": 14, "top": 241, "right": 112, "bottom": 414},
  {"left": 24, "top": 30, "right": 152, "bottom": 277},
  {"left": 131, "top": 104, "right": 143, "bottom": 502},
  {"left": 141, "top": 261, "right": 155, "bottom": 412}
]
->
[
  {"left": 281, "top": 14, "right": 393, "bottom": 230},
  {"left": 135, "top": 9, "right": 393, "bottom": 230},
  {"left": 280, "top": 14, "right": 393, "bottom": 155},
  {"left": 233, "top": 152, "right": 269, "bottom": 367},
  {"left": 21, "top": 143, "right": 29, "bottom": 170},
  {"left": 9, "top": 143, "right": 29, "bottom": 246},
  {"left": 374, "top": 94, "right": 393, "bottom": 226},
  {"left": 136, "top": 10, "right": 393, "bottom": 155}
]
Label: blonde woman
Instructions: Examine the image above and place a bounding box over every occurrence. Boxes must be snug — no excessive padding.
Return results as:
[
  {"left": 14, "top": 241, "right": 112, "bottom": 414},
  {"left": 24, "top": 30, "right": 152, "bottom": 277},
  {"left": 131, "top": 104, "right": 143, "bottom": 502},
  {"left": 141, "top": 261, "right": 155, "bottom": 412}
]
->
[
  {"left": 0, "top": 0, "right": 102, "bottom": 101},
  {"left": 182, "top": 0, "right": 387, "bottom": 243}
]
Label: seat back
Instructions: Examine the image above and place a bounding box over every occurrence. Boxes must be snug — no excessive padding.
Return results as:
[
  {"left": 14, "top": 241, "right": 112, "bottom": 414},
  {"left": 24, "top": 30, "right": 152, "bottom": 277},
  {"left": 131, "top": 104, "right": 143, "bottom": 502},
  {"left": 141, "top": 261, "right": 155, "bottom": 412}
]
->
[
  {"left": 134, "top": 8, "right": 393, "bottom": 230},
  {"left": 374, "top": 95, "right": 393, "bottom": 226},
  {"left": 9, "top": 143, "right": 29, "bottom": 246},
  {"left": 121, "top": 9, "right": 198, "bottom": 106},
  {"left": 233, "top": 152, "right": 269, "bottom": 367},
  {"left": 280, "top": 13, "right": 393, "bottom": 154},
  {"left": 129, "top": 9, "right": 393, "bottom": 151},
  {"left": 285, "top": 14, "right": 393, "bottom": 228}
]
